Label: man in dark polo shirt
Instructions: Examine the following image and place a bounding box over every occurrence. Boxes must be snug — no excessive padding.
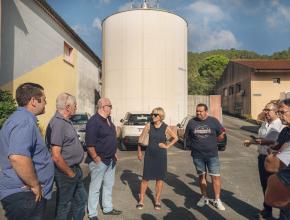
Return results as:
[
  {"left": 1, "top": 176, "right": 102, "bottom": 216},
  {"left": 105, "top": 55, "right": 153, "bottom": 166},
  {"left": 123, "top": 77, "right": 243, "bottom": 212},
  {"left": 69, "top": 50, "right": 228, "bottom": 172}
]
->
[
  {"left": 46, "top": 93, "right": 86, "bottom": 220},
  {"left": 86, "top": 98, "right": 122, "bottom": 220},
  {"left": 185, "top": 103, "right": 225, "bottom": 211},
  {"left": 0, "top": 82, "right": 54, "bottom": 220}
]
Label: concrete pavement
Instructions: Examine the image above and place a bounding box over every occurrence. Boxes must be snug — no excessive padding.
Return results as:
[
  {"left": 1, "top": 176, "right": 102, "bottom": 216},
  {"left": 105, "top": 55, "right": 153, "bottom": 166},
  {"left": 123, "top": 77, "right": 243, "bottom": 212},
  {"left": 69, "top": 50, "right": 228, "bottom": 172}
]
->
[{"left": 0, "top": 115, "right": 281, "bottom": 219}]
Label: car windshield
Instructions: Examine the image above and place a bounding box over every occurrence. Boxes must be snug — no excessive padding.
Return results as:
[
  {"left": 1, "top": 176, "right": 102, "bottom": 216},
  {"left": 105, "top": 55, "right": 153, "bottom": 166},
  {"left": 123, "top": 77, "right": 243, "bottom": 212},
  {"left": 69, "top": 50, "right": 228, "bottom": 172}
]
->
[
  {"left": 125, "top": 114, "right": 151, "bottom": 125},
  {"left": 70, "top": 114, "right": 88, "bottom": 125}
]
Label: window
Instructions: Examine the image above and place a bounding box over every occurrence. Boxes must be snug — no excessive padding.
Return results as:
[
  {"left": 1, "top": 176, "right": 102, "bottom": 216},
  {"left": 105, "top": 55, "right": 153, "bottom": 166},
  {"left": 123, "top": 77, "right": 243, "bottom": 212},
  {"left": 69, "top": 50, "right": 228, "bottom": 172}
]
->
[
  {"left": 223, "top": 88, "right": 228, "bottom": 97},
  {"left": 272, "top": 78, "right": 280, "bottom": 84},
  {"left": 229, "top": 86, "right": 234, "bottom": 95},
  {"left": 64, "top": 42, "right": 73, "bottom": 65},
  {"left": 236, "top": 83, "right": 241, "bottom": 93}
]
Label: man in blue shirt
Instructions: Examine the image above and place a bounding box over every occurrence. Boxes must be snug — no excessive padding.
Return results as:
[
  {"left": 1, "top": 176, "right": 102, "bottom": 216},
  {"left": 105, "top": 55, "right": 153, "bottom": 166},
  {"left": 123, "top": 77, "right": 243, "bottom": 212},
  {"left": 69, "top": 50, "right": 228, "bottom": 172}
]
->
[
  {"left": 86, "top": 98, "right": 122, "bottom": 220},
  {"left": 0, "top": 82, "right": 54, "bottom": 220}
]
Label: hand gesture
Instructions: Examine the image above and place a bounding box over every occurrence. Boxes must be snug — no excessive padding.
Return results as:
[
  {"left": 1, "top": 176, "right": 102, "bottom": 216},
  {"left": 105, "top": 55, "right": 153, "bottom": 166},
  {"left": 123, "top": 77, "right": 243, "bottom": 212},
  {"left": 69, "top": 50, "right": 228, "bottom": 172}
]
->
[
  {"left": 243, "top": 140, "right": 251, "bottom": 147},
  {"left": 138, "top": 151, "right": 143, "bottom": 161},
  {"left": 158, "top": 143, "right": 168, "bottom": 149},
  {"left": 31, "top": 183, "right": 43, "bottom": 202},
  {"left": 94, "top": 156, "right": 101, "bottom": 164}
]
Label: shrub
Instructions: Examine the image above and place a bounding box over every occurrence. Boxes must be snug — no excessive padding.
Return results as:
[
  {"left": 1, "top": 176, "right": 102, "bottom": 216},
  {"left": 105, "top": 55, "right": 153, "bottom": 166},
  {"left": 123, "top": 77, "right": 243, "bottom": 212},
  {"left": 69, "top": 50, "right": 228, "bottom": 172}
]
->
[{"left": 0, "top": 90, "right": 17, "bottom": 129}]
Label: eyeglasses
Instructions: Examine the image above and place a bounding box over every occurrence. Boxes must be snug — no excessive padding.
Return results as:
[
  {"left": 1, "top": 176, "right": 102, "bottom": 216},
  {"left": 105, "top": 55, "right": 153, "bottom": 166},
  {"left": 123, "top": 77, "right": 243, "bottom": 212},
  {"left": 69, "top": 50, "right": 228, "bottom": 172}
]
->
[
  {"left": 263, "top": 108, "right": 273, "bottom": 112},
  {"left": 277, "top": 110, "right": 289, "bottom": 116},
  {"left": 103, "top": 105, "right": 112, "bottom": 109},
  {"left": 151, "top": 113, "right": 159, "bottom": 117}
]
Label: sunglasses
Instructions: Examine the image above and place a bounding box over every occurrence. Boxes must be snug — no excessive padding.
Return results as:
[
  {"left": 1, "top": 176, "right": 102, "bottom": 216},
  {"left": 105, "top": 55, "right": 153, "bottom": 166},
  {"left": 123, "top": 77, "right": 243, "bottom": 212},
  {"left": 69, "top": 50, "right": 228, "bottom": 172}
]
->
[
  {"left": 151, "top": 113, "right": 159, "bottom": 117},
  {"left": 263, "top": 108, "right": 273, "bottom": 112}
]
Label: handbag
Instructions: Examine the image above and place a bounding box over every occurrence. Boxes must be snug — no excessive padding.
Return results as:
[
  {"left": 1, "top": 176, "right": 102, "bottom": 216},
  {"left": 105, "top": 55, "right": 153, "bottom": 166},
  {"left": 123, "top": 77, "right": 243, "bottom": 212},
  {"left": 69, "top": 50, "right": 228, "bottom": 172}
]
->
[{"left": 138, "top": 124, "right": 150, "bottom": 147}]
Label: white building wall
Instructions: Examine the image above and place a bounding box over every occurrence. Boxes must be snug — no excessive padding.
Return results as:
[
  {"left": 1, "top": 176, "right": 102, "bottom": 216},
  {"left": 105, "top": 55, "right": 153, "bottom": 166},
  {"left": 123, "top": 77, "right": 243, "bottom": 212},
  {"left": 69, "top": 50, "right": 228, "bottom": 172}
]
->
[{"left": 102, "top": 9, "right": 187, "bottom": 125}]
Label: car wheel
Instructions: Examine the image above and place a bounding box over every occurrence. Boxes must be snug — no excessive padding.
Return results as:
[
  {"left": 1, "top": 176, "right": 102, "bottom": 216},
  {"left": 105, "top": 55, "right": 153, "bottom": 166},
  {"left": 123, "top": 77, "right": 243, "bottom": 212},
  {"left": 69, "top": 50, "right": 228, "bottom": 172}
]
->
[{"left": 119, "top": 139, "right": 127, "bottom": 151}]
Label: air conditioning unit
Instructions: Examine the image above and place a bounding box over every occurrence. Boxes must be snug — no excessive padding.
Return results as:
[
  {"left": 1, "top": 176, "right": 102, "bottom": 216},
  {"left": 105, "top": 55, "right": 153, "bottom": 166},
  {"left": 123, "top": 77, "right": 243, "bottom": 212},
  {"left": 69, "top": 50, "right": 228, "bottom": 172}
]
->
[{"left": 239, "top": 90, "right": 245, "bottom": 96}]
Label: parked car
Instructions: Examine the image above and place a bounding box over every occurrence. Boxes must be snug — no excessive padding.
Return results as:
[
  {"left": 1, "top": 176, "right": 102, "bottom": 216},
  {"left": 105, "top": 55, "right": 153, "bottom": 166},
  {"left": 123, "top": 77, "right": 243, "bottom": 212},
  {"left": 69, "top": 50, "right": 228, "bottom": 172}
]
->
[
  {"left": 70, "top": 113, "right": 90, "bottom": 148},
  {"left": 176, "top": 115, "right": 227, "bottom": 151},
  {"left": 119, "top": 112, "right": 151, "bottom": 150}
]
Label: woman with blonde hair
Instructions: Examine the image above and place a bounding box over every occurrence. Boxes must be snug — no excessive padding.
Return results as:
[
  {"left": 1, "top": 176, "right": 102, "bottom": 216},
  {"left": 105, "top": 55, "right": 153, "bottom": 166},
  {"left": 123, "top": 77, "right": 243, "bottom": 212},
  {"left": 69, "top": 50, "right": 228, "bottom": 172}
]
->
[{"left": 136, "top": 107, "right": 178, "bottom": 210}]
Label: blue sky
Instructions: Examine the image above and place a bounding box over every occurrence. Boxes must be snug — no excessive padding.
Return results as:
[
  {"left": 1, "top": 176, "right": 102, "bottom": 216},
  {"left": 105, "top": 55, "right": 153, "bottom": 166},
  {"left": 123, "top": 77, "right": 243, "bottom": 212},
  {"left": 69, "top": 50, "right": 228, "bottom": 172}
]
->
[{"left": 47, "top": 0, "right": 290, "bottom": 58}]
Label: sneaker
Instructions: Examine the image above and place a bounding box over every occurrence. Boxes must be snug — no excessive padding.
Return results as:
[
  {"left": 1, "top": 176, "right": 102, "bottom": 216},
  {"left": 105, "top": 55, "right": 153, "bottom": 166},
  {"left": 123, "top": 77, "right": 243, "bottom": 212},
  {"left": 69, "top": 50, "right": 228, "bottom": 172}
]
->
[
  {"left": 136, "top": 203, "right": 144, "bottom": 210},
  {"left": 213, "top": 199, "right": 225, "bottom": 211},
  {"left": 197, "top": 196, "right": 209, "bottom": 207}
]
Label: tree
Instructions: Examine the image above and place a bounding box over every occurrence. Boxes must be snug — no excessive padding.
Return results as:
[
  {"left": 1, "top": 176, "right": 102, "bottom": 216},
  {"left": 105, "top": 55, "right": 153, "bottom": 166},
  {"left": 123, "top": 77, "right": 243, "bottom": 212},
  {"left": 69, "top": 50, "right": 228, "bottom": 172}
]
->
[
  {"left": 0, "top": 90, "right": 17, "bottom": 129},
  {"left": 190, "top": 55, "right": 229, "bottom": 95}
]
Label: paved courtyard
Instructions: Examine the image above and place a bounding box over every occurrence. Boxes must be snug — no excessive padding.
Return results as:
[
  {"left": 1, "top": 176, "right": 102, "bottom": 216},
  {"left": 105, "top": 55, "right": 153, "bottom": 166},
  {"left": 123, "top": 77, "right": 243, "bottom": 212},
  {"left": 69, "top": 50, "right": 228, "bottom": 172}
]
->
[{"left": 0, "top": 116, "right": 280, "bottom": 219}]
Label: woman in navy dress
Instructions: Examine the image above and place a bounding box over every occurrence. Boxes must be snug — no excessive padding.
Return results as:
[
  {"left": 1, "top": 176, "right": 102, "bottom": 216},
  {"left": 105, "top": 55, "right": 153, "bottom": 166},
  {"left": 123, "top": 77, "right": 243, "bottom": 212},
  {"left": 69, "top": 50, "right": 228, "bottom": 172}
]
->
[{"left": 136, "top": 107, "right": 178, "bottom": 210}]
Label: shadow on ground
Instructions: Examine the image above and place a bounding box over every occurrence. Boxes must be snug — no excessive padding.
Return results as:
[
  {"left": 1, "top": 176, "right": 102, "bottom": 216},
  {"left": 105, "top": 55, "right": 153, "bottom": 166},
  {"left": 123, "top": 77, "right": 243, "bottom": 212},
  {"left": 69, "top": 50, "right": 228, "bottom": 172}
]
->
[{"left": 186, "top": 173, "right": 260, "bottom": 219}]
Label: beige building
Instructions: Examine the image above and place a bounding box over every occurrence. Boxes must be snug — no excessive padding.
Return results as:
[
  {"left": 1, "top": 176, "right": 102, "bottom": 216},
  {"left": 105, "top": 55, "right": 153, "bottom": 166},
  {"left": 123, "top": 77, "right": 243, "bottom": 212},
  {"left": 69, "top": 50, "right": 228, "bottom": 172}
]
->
[
  {"left": 1, "top": 0, "right": 102, "bottom": 129},
  {"left": 215, "top": 60, "right": 290, "bottom": 120}
]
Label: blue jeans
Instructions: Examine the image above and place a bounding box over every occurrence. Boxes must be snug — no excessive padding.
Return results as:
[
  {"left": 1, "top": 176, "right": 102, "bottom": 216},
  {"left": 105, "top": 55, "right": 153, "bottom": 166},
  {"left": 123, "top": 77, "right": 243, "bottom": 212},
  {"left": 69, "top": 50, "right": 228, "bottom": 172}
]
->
[
  {"left": 193, "top": 156, "right": 221, "bottom": 176},
  {"left": 1, "top": 192, "right": 46, "bottom": 220},
  {"left": 54, "top": 165, "right": 87, "bottom": 220},
  {"left": 88, "top": 160, "right": 116, "bottom": 218}
]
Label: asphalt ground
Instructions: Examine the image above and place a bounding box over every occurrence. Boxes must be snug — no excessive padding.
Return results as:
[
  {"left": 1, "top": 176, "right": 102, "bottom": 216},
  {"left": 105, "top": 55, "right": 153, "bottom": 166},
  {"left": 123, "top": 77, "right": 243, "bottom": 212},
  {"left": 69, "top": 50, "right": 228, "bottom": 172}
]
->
[{"left": 0, "top": 115, "right": 281, "bottom": 219}]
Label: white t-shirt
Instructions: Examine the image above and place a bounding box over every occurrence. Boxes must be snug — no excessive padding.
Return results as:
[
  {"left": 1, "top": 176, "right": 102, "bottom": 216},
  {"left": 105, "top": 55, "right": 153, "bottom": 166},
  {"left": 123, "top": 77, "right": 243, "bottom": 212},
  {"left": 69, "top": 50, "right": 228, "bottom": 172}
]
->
[
  {"left": 277, "top": 142, "right": 290, "bottom": 166},
  {"left": 258, "top": 118, "right": 284, "bottom": 155}
]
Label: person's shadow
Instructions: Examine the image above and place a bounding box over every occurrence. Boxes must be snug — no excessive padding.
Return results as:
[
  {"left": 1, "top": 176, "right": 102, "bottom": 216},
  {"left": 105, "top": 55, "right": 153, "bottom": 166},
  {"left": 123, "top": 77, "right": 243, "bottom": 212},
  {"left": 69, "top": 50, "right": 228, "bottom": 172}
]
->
[
  {"left": 141, "top": 213, "right": 158, "bottom": 220},
  {"left": 163, "top": 198, "right": 197, "bottom": 220},
  {"left": 186, "top": 173, "right": 260, "bottom": 219},
  {"left": 120, "top": 169, "right": 155, "bottom": 204},
  {"left": 165, "top": 172, "right": 226, "bottom": 220}
]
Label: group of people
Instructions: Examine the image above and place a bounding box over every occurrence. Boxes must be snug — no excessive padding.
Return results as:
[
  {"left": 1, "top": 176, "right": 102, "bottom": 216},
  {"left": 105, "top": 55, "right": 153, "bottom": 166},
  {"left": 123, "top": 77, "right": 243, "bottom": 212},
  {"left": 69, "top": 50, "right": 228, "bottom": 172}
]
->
[
  {"left": 0, "top": 83, "right": 121, "bottom": 220},
  {"left": 0, "top": 82, "right": 289, "bottom": 220},
  {"left": 136, "top": 103, "right": 226, "bottom": 212},
  {"left": 244, "top": 100, "right": 290, "bottom": 219}
]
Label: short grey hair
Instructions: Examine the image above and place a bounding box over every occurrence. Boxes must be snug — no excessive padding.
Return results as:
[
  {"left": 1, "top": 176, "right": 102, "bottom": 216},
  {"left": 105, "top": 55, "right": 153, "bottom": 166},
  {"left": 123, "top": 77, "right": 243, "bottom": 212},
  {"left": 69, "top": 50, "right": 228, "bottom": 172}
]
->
[
  {"left": 266, "top": 102, "right": 279, "bottom": 111},
  {"left": 96, "top": 98, "right": 110, "bottom": 110},
  {"left": 56, "top": 93, "right": 76, "bottom": 110}
]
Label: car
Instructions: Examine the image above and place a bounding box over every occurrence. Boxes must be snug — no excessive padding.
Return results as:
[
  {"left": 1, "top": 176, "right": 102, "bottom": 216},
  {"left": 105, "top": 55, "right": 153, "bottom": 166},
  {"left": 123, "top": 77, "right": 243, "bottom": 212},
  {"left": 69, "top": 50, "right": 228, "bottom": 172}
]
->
[
  {"left": 176, "top": 115, "right": 227, "bottom": 151},
  {"left": 119, "top": 112, "right": 151, "bottom": 151},
  {"left": 70, "top": 113, "right": 90, "bottom": 149}
]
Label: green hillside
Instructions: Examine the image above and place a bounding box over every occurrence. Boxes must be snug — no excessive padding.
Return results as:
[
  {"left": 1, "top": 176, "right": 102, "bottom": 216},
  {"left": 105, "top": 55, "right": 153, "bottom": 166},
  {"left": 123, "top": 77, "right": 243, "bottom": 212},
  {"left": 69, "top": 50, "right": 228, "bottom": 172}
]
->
[{"left": 188, "top": 48, "right": 290, "bottom": 95}]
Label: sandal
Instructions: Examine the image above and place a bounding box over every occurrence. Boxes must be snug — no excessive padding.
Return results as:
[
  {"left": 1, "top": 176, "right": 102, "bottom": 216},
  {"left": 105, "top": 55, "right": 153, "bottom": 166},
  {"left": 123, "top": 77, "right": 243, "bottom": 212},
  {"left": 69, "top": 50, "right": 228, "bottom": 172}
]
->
[
  {"left": 154, "top": 203, "right": 161, "bottom": 210},
  {"left": 136, "top": 203, "right": 144, "bottom": 209}
]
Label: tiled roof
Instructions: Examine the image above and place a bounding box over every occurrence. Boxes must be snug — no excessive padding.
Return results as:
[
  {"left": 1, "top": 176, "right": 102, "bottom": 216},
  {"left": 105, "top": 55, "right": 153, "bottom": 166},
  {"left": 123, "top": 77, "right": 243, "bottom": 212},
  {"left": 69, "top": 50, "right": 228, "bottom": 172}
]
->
[{"left": 232, "top": 60, "right": 290, "bottom": 70}]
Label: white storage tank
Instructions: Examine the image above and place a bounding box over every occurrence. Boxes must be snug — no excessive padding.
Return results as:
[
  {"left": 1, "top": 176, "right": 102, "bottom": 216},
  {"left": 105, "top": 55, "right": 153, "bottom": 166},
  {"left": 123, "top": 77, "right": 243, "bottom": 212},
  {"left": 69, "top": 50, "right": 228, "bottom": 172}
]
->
[{"left": 102, "top": 4, "right": 187, "bottom": 125}]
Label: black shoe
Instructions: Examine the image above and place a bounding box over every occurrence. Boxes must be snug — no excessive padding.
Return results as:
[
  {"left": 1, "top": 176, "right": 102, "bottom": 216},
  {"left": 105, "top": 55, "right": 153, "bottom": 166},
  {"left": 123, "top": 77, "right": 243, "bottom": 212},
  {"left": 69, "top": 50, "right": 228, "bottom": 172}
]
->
[
  {"left": 103, "top": 209, "right": 122, "bottom": 215},
  {"left": 89, "top": 217, "right": 99, "bottom": 220},
  {"left": 256, "top": 209, "right": 272, "bottom": 219}
]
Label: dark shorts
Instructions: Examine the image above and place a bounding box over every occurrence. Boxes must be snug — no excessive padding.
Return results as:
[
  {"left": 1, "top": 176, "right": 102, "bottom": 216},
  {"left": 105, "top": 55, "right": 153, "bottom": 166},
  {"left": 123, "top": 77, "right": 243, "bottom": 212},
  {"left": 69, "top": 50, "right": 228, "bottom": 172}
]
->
[{"left": 192, "top": 156, "right": 220, "bottom": 176}]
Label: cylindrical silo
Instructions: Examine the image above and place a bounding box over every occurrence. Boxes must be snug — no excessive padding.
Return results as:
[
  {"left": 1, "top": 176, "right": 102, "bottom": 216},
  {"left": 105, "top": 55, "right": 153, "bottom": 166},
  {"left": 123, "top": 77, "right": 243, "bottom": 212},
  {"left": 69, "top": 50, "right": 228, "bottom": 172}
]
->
[{"left": 102, "top": 7, "right": 187, "bottom": 125}]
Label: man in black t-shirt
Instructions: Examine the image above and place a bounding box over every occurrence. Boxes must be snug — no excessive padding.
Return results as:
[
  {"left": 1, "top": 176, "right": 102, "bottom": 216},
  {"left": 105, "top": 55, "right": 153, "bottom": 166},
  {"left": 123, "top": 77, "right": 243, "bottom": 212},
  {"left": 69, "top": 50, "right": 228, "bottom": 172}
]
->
[{"left": 185, "top": 103, "right": 225, "bottom": 211}]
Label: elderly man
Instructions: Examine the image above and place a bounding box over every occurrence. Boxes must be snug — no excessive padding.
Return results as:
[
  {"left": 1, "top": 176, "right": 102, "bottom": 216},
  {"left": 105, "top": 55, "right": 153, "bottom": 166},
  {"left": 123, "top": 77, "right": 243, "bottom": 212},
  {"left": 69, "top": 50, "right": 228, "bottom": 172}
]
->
[
  {"left": 244, "top": 102, "right": 283, "bottom": 218},
  {"left": 185, "top": 103, "right": 225, "bottom": 211},
  {"left": 86, "top": 98, "right": 122, "bottom": 220},
  {"left": 265, "top": 99, "right": 290, "bottom": 173},
  {"left": 46, "top": 93, "right": 86, "bottom": 220},
  {"left": 0, "top": 83, "right": 54, "bottom": 220}
]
